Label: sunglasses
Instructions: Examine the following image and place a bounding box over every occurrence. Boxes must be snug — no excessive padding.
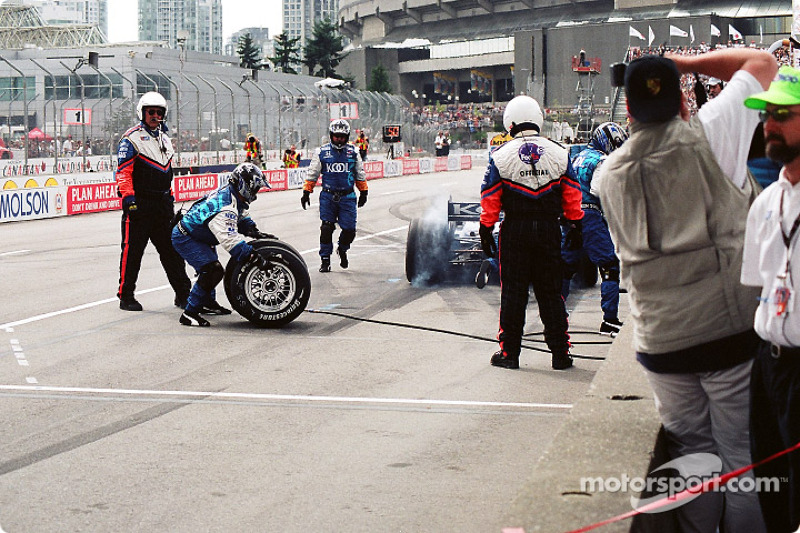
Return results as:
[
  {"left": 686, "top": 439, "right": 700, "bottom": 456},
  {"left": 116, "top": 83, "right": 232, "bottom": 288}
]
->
[
  {"left": 146, "top": 108, "right": 165, "bottom": 117},
  {"left": 758, "top": 108, "right": 800, "bottom": 123}
]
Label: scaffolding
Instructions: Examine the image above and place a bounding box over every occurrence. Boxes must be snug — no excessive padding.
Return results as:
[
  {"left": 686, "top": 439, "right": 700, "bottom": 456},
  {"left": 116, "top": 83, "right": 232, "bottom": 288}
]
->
[
  {"left": 0, "top": 4, "right": 107, "bottom": 49},
  {"left": 572, "top": 51, "right": 601, "bottom": 141}
]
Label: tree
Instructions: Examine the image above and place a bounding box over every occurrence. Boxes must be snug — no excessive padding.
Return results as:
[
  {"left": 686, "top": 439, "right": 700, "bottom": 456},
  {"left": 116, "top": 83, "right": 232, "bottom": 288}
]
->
[
  {"left": 237, "top": 33, "right": 263, "bottom": 70},
  {"left": 367, "top": 65, "right": 392, "bottom": 93},
  {"left": 303, "top": 18, "right": 345, "bottom": 78},
  {"left": 271, "top": 32, "right": 302, "bottom": 74}
]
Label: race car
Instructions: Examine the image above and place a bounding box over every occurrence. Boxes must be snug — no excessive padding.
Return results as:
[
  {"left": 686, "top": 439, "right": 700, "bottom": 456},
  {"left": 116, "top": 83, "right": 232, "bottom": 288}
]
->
[{"left": 405, "top": 199, "right": 598, "bottom": 287}]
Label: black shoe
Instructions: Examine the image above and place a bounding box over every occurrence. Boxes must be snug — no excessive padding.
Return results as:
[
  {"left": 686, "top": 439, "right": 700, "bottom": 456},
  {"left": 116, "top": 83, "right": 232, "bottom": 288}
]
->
[
  {"left": 552, "top": 353, "right": 574, "bottom": 370},
  {"left": 199, "top": 301, "right": 232, "bottom": 315},
  {"left": 337, "top": 247, "right": 349, "bottom": 269},
  {"left": 119, "top": 297, "right": 143, "bottom": 311},
  {"left": 174, "top": 296, "right": 188, "bottom": 309},
  {"left": 179, "top": 310, "right": 210, "bottom": 327},
  {"left": 490, "top": 350, "right": 520, "bottom": 369},
  {"left": 475, "top": 259, "right": 491, "bottom": 289},
  {"left": 600, "top": 318, "right": 623, "bottom": 338},
  {"left": 319, "top": 257, "right": 331, "bottom": 273}
]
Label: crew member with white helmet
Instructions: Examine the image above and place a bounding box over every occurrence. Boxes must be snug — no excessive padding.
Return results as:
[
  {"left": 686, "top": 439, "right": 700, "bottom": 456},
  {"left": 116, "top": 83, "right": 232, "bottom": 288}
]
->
[
  {"left": 479, "top": 95, "right": 584, "bottom": 370},
  {"left": 301, "top": 119, "right": 368, "bottom": 272},
  {"left": 115, "top": 91, "right": 191, "bottom": 312}
]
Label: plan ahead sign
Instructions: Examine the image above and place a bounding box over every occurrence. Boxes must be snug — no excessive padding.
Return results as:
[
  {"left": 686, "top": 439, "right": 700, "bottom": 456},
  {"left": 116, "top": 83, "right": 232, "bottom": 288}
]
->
[{"left": 329, "top": 102, "right": 359, "bottom": 120}]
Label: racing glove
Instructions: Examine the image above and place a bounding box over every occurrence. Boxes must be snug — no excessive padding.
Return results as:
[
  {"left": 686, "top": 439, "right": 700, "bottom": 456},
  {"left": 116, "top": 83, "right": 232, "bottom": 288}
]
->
[
  {"left": 358, "top": 190, "right": 368, "bottom": 208},
  {"left": 243, "top": 227, "right": 277, "bottom": 240},
  {"left": 122, "top": 195, "right": 138, "bottom": 213},
  {"left": 563, "top": 219, "right": 583, "bottom": 251},
  {"left": 479, "top": 224, "right": 497, "bottom": 258},
  {"left": 248, "top": 251, "right": 270, "bottom": 271},
  {"left": 301, "top": 190, "right": 311, "bottom": 210}
]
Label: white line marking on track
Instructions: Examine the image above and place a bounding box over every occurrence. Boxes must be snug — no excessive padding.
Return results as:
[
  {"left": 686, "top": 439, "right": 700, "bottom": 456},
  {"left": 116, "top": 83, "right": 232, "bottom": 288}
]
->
[
  {"left": 0, "top": 384, "right": 573, "bottom": 410},
  {"left": 25, "top": 377, "right": 37, "bottom": 384},
  {"left": 0, "top": 250, "right": 31, "bottom": 257},
  {"left": 2, "top": 227, "right": 410, "bottom": 329}
]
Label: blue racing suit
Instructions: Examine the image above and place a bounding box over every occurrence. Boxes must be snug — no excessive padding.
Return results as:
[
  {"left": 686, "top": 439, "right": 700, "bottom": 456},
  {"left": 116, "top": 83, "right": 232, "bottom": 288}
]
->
[
  {"left": 304, "top": 142, "right": 367, "bottom": 258},
  {"left": 171, "top": 184, "right": 259, "bottom": 313},
  {"left": 561, "top": 146, "right": 620, "bottom": 322}
]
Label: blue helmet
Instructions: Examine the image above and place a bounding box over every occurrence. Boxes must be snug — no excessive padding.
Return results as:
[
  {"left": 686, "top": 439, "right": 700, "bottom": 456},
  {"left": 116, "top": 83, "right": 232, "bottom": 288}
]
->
[
  {"left": 229, "top": 162, "right": 269, "bottom": 203},
  {"left": 590, "top": 122, "right": 628, "bottom": 154}
]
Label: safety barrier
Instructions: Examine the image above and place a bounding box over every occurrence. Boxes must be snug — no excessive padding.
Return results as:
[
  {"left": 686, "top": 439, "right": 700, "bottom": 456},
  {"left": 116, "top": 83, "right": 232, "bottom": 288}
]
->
[{"left": 0, "top": 154, "right": 473, "bottom": 223}]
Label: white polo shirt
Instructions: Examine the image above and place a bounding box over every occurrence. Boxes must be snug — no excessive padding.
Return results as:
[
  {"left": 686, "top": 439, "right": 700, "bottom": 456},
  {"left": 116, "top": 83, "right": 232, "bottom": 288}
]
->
[{"left": 742, "top": 171, "right": 800, "bottom": 345}]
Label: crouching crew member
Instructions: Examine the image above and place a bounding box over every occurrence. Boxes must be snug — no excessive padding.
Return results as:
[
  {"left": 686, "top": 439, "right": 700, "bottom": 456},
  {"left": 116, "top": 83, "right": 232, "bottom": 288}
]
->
[{"left": 171, "top": 163, "right": 276, "bottom": 327}]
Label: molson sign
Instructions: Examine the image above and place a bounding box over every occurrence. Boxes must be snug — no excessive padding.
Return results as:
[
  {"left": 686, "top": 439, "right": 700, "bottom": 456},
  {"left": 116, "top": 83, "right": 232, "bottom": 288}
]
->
[{"left": 0, "top": 187, "right": 61, "bottom": 221}]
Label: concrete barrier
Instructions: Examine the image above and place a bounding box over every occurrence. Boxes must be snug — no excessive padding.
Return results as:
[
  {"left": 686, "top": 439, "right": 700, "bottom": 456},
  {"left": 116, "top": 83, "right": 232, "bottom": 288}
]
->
[{"left": 502, "top": 324, "right": 674, "bottom": 532}]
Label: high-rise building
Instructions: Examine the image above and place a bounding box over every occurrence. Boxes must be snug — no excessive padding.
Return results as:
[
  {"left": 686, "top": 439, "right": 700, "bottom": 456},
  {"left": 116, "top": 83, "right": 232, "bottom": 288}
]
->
[
  {"left": 225, "top": 27, "right": 273, "bottom": 64},
  {"left": 282, "top": 0, "right": 337, "bottom": 48},
  {"left": 139, "top": 0, "right": 223, "bottom": 54},
  {"left": 8, "top": 0, "right": 108, "bottom": 39}
]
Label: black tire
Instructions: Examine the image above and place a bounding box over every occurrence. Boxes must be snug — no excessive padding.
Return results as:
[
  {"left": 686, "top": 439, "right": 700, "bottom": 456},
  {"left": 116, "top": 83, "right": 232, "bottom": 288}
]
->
[
  {"left": 224, "top": 239, "right": 311, "bottom": 327},
  {"left": 405, "top": 217, "right": 451, "bottom": 284}
]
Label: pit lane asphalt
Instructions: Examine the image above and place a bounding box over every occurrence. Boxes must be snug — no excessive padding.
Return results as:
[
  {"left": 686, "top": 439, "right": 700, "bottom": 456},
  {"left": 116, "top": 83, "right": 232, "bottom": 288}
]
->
[{"left": 0, "top": 167, "right": 623, "bottom": 532}]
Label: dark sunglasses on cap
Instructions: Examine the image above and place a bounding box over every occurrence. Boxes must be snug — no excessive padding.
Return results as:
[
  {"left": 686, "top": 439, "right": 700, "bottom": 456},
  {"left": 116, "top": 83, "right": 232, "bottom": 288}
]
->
[
  {"left": 759, "top": 108, "right": 800, "bottom": 123},
  {"left": 146, "top": 108, "right": 165, "bottom": 117}
]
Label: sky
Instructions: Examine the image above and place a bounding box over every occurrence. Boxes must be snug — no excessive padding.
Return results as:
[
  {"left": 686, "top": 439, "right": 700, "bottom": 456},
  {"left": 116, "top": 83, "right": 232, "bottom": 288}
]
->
[{"left": 106, "top": 0, "right": 283, "bottom": 44}]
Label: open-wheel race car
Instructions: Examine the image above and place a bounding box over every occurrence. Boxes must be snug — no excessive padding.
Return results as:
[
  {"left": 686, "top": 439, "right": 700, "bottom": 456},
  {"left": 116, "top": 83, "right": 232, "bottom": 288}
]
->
[
  {"left": 224, "top": 238, "right": 311, "bottom": 327},
  {"left": 405, "top": 199, "right": 598, "bottom": 287}
]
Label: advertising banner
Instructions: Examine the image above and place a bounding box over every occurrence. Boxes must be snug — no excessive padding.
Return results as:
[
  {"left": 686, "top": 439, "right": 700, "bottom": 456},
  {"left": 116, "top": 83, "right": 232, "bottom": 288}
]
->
[
  {"left": 384, "top": 160, "right": 402, "bottom": 177},
  {"left": 434, "top": 157, "right": 449, "bottom": 172},
  {"left": 460, "top": 155, "right": 472, "bottom": 170},
  {"left": 363, "top": 161, "right": 384, "bottom": 180},
  {"left": 0, "top": 186, "right": 66, "bottom": 222},
  {"left": 174, "top": 174, "right": 219, "bottom": 202},
  {"left": 263, "top": 169, "right": 288, "bottom": 191},
  {"left": 66, "top": 183, "right": 121, "bottom": 215},
  {"left": 287, "top": 168, "right": 308, "bottom": 189},
  {"left": 402, "top": 159, "right": 420, "bottom": 175},
  {"left": 419, "top": 158, "right": 434, "bottom": 173}
]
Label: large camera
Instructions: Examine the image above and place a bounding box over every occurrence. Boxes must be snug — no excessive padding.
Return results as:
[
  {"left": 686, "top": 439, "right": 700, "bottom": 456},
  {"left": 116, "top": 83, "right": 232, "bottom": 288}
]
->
[{"left": 610, "top": 62, "right": 627, "bottom": 88}]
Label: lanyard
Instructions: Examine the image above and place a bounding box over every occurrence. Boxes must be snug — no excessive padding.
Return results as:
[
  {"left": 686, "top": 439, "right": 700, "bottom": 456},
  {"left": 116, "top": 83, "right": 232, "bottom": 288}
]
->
[{"left": 780, "top": 189, "right": 800, "bottom": 250}]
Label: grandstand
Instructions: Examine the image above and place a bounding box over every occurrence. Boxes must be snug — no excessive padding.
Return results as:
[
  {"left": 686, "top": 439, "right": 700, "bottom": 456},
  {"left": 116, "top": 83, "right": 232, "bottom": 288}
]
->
[{"left": 337, "top": 0, "right": 793, "bottom": 114}]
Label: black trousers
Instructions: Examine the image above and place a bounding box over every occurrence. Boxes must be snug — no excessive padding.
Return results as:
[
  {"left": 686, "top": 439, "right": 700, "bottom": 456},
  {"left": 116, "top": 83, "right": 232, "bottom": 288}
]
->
[
  {"left": 751, "top": 340, "right": 800, "bottom": 533},
  {"left": 498, "top": 218, "right": 570, "bottom": 358},
  {"left": 118, "top": 198, "right": 191, "bottom": 300}
]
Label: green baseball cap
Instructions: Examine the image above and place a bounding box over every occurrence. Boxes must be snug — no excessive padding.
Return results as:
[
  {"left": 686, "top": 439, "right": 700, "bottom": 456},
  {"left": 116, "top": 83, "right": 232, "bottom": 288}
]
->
[{"left": 745, "top": 65, "right": 800, "bottom": 110}]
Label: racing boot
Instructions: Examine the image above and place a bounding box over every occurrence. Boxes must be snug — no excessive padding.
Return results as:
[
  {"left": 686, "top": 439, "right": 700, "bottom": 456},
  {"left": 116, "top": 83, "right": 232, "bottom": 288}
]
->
[
  {"left": 475, "top": 259, "right": 491, "bottom": 289},
  {"left": 180, "top": 309, "right": 210, "bottom": 327},
  {"left": 119, "top": 296, "right": 143, "bottom": 312},
  {"left": 490, "top": 350, "right": 519, "bottom": 370},
  {"left": 337, "top": 247, "right": 349, "bottom": 269},
  {"left": 174, "top": 295, "right": 188, "bottom": 309},
  {"left": 600, "top": 318, "right": 623, "bottom": 338},
  {"left": 199, "top": 301, "right": 232, "bottom": 315},
  {"left": 552, "top": 352, "right": 574, "bottom": 370},
  {"left": 319, "top": 257, "right": 331, "bottom": 273}
]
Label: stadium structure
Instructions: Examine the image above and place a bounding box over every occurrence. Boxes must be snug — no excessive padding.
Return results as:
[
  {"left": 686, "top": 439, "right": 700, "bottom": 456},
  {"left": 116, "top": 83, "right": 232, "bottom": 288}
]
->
[{"left": 337, "top": 0, "right": 793, "bottom": 111}]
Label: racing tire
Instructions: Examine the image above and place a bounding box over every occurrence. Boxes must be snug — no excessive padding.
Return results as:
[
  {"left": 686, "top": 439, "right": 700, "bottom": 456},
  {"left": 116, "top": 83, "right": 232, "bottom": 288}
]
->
[
  {"left": 405, "top": 217, "right": 451, "bottom": 285},
  {"left": 224, "top": 239, "right": 311, "bottom": 327}
]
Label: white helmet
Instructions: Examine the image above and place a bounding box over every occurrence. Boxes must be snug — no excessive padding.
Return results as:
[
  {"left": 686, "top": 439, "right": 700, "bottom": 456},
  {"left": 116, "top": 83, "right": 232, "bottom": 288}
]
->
[
  {"left": 329, "top": 119, "right": 351, "bottom": 148},
  {"left": 137, "top": 91, "right": 168, "bottom": 121},
  {"left": 503, "top": 95, "right": 544, "bottom": 136}
]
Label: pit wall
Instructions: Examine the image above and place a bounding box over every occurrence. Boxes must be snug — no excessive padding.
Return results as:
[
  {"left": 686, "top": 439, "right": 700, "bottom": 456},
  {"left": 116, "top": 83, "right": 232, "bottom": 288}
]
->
[{"left": 0, "top": 154, "right": 472, "bottom": 223}]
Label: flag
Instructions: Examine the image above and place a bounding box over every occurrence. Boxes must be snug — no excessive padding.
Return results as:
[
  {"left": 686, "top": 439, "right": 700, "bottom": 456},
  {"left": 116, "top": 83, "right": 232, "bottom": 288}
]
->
[
  {"left": 711, "top": 24, "right": 721, "bottom": 37},
  {"left": 629, "top": 26, "right": 646, "bottom": 41},
  {"left": 649, "top": 25, "right": 655, "bottom": 46},
  {"left": 690, "top": 24, "right": 695, "bottom": 44},
  {"left": 670, "top": 25, "right": 688, "bottom": 38},
  {"left": 729, "top": 24, "right": 743, "bottom": 41}
]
